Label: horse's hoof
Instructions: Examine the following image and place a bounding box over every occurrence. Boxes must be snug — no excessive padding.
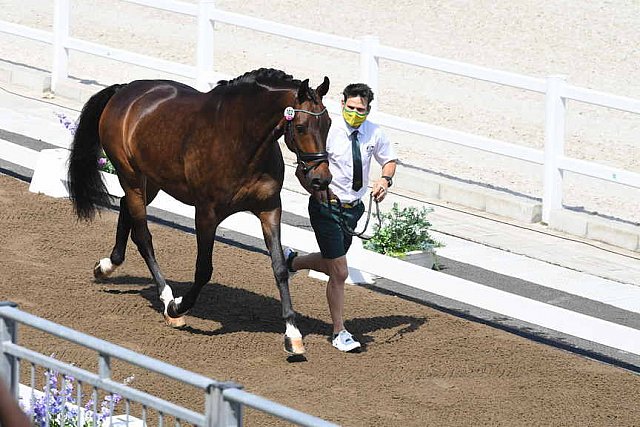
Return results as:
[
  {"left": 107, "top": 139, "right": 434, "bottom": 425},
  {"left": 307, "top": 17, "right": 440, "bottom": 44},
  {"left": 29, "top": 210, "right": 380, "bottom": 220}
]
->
[
  {"left": 94, "top": 258, "right": 117, "bottom": 279},
  {"left": 164, "top": 314, "right": 186, "bottom": 328},
  {"left": 93, "top": 261, "right": 106, "bottom": 279},
  {"left": 167, "top": 299, "right": 183, "bottom": 318},
  {"left": 284, "top": 336, "right": 306, "bottom": 355}
]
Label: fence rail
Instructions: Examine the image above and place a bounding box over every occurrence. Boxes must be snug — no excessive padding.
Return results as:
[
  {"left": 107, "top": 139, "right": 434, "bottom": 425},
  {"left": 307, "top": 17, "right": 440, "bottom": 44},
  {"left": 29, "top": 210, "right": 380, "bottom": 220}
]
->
[
  {"left": 0, "top": 302, "right": 337, "bottom": 427},
  {"left": 0, "top": 0, "right": 638, "bottom": 224}
]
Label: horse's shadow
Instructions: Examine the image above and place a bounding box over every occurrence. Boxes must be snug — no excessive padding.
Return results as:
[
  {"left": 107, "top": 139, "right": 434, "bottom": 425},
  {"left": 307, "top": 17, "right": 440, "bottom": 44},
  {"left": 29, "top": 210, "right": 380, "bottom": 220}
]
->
[{"left": 101, "top": 275, "right": 427, "bottom": 349}]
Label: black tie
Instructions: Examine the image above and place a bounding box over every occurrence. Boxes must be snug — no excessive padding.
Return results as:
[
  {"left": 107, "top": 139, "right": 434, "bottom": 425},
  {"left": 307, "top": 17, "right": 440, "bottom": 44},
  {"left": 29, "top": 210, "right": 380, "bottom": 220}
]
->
[{"left": 350, "top": 131, "right": 363, "bottom": 191}]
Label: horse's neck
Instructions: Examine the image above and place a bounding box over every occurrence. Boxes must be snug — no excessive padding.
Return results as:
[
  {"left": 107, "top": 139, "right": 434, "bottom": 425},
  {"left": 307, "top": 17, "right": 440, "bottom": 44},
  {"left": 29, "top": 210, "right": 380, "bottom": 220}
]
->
[{"left": 246, "top": 90, "right": 292, "bottom": 146}]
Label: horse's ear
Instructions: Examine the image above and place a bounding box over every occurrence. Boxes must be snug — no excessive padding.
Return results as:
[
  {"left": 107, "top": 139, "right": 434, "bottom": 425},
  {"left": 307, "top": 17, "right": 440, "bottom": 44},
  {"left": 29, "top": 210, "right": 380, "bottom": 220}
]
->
[
  {"left": 315, "top": 76, "right": 330, "bottom": 99},
  {"left": 297, "top": 79, "right": 310, "bottom": 101}
]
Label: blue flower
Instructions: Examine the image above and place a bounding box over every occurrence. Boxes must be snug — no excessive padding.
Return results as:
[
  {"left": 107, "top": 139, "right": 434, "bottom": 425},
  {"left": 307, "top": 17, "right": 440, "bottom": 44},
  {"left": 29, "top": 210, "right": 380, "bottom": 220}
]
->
[
  {"left": 55, "top": 112, "right": 78, "bottom": 136},
  {"left": 21, "top": 367, "right": 128, "bottom": 427}
]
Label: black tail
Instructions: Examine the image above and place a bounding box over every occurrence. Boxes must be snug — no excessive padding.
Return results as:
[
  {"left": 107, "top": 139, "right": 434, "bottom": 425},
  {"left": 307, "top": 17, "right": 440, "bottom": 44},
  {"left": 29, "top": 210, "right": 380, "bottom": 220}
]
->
[{"left": 67, "top": 84, "right": 124, "bottom": 220}]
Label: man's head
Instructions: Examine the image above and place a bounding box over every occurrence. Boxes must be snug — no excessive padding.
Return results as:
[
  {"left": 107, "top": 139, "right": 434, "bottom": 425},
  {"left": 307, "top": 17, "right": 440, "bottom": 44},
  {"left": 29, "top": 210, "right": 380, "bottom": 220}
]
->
[{"left": 341, "top": 83, "right": 374, "bottom": 128}]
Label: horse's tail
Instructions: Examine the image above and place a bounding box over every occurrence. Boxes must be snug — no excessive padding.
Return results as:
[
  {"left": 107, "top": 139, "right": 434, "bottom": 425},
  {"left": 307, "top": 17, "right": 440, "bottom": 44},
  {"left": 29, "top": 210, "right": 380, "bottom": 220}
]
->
[{"left": 67, "top": 84, "right": 125, "bottom": 220}]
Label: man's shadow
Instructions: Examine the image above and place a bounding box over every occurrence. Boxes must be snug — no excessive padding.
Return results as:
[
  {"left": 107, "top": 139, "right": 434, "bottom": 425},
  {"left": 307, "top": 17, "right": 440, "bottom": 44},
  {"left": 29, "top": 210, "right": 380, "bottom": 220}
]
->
[{"left": 101, "top": 275, "right": 427, "bottom": 351}]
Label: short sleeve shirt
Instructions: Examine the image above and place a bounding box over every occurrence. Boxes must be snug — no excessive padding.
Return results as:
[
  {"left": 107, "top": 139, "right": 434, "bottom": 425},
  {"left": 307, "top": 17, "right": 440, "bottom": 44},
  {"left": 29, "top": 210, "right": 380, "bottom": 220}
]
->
[{"left": 327, "top": 118, "right": 397, "bottom": 202}]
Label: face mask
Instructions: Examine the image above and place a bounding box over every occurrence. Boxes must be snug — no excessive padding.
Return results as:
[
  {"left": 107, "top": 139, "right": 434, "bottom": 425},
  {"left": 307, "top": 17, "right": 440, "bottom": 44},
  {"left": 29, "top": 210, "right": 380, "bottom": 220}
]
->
[{"left": 342, "top": 107, "right": 368, "bottom": 128}]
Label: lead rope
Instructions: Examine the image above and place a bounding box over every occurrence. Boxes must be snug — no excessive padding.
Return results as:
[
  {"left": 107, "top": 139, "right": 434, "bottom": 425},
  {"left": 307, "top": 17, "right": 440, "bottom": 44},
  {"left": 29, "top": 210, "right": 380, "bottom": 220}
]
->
[{"left": 327, "top": 190, "right": 382, "bottom": 240}]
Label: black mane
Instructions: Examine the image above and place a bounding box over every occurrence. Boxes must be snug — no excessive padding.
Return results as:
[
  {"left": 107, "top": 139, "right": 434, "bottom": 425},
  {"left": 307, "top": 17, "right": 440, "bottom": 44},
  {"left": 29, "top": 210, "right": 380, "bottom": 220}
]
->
[{"left": 217, "top": 68, "right": 300, "bottom": 88}]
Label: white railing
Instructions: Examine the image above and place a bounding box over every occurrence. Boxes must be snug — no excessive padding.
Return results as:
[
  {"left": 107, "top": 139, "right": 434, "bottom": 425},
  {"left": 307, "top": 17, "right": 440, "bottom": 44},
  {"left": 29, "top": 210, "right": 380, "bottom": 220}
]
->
[
  {"left": 0, "top": 0, "right": 639, "bottom": 224},
  {"left": 0, "top": 302, "right": 337, "bottom": 427}
]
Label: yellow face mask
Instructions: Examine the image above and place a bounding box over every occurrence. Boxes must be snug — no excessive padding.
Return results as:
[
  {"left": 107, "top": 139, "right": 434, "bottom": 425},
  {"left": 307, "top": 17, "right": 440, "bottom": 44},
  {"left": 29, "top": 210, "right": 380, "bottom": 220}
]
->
[{"left": 342, "top": 107, "right": 368, "bottom": 128}]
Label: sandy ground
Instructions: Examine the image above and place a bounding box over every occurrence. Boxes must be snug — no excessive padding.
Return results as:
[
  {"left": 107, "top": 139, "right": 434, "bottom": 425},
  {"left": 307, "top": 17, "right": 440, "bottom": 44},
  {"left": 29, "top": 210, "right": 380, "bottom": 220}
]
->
[
  {"left": 0, "top": 0, "right": 638, "bottom": 224},
  {"left": 1, "top": 174, "right": 640, "bottom": 426}
]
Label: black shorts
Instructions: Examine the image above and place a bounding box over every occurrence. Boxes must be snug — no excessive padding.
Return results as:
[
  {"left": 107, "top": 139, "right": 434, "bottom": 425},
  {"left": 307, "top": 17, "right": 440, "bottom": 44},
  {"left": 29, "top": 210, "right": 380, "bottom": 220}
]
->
[{"left": 308, "top": 196, "right": 365, "bottom": 259}]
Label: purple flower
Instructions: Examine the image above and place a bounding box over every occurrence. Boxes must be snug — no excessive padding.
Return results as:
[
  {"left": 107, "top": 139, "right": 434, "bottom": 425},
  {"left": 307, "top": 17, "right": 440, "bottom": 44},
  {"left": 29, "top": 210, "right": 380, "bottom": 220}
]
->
[
  {"left": 55, "top": 112, "right": 78, "bottom": 135},
  {"left": 97, "top": 157, "right": 108, "bottom": 167},
  {"left": 21, "top": 366, "right": 131, "bottom": 427}
]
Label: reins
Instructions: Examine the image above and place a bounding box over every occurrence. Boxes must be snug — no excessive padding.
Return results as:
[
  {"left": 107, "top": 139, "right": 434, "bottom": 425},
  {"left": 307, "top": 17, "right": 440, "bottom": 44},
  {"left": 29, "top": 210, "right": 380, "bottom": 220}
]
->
[{"left": 327, "top": 190, "right": 382, "bottom": 240}]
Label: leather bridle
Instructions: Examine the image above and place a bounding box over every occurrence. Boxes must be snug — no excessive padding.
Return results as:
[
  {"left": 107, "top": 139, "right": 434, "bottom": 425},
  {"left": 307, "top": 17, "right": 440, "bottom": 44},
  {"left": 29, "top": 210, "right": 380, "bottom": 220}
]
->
[{"left": 284, "top": 107, "right": 329, "bottom": 174}]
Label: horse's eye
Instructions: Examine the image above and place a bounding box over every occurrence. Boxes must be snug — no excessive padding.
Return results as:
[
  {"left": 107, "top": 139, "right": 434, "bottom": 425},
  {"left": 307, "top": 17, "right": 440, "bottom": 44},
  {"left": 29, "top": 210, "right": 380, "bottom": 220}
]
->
[{"left": 295, "top": 125, "right": 306, "bottom": 133}]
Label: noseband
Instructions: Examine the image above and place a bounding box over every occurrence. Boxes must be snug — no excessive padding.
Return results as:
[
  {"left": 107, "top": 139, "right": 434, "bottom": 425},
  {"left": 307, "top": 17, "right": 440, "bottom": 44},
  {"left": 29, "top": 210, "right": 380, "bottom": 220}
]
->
[{"left": 284, "top": 107, "right": 329, "bottom": 174}]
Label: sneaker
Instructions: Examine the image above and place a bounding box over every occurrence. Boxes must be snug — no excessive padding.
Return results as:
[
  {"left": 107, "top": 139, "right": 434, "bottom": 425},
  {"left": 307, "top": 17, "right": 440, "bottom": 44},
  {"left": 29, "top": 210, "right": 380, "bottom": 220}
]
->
[
  {"left": 284, "top": 247, "right": 298, "bottom": 276},
  {"left": 332, "top": 329, "right": 361, "bottom": 352}
]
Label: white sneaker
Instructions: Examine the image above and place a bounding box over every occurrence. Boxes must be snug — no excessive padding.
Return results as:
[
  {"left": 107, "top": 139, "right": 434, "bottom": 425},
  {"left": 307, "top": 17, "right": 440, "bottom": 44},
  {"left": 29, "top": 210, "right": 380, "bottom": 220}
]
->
[
  {"left": 284, "top": 247, "right": 298, "bottom": 276},
  {"left": 332, "top": 329, "right": 361, "bottom": 352}
]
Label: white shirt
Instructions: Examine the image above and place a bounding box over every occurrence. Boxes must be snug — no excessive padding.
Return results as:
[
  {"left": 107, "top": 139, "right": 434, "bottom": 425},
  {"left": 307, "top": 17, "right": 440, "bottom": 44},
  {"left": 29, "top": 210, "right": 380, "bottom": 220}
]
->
[{"left": 327, "top": 117, "right": 397, "bottom": 203}]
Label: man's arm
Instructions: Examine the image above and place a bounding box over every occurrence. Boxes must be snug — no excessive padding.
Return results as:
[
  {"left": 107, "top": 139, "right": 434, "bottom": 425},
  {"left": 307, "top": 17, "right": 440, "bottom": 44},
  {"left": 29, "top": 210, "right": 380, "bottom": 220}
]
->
[{"left": 371, "top": 160, "right": 397, "bottom": 202}]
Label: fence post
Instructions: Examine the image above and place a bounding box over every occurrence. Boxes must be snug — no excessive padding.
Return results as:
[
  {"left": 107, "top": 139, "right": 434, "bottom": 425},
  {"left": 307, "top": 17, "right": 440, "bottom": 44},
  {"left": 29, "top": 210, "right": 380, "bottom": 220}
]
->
[
  {"left": 197, "top": 0, "right": 216, "bottom": 92},
  {"left": 0, "top": 302, "right": 19, "bottom": 399},
  {"left": 359, "top": 35, "right": 379, "bottom": 108},
  {"left": 98, "top": 353, "right": 111, "bottom": 380},
  {"left": 542, "top": 75, "right": 567, "bottom": 224},
  {"left": 51, "top": 0, "right": 70, "bottom": 93},
  {"left": 205, "top": 383, "right": 242, "bottom": 427}
]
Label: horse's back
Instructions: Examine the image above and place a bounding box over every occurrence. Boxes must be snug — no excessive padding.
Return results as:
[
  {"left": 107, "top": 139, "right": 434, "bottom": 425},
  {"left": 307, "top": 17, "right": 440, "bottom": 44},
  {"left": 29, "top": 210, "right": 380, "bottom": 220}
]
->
[
  {"left": 98, "top": 78, "right": 284, "bottom": 212},
  {"left": 99, "top": 80, "right": 209, "bottom": 202}
]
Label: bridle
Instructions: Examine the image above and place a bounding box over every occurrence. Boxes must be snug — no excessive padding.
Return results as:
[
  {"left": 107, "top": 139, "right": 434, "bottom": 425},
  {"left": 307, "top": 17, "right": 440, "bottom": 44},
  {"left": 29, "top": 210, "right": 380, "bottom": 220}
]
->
[{"left": 283, "top": 107, "right": 329, "bottom": 174}]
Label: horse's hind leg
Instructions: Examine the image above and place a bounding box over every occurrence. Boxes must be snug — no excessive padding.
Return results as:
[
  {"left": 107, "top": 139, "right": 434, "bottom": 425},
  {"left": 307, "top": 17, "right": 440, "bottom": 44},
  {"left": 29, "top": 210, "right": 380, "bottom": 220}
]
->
[
  {"left": 94, "top": 185, "right": 160, "bottom": 279},
  {"left": 167, "top": 205, "right": 218, "bottom": 318},
  {"left": 119, "top": 184, "right": 185, "bottom": 327},
  {"left": 256, "top": 207, "right": 305, "bottom": 355}
]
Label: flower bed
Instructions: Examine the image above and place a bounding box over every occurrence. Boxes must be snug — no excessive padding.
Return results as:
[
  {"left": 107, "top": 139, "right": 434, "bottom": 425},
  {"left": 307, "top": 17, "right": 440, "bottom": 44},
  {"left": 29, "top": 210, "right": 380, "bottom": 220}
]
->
[{"left": 19, "top": 364, "right": 140, "bottom": 427}]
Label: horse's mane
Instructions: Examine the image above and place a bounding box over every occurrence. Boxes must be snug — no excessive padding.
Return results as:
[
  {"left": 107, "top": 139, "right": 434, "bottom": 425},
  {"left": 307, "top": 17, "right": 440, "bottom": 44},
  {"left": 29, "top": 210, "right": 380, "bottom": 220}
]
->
[
  {"left": 217, "top": 68, "right": 300, "bottom": 89},
  {"left": 214, "top": 68, "right": 318, "bottom": 102}
]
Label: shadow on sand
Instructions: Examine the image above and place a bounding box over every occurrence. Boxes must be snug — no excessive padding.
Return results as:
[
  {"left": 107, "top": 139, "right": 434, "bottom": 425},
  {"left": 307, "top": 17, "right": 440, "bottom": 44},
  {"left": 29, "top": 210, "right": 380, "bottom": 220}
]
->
[{"left": 101, "top": 275, "right": 427, "bottom": 354}]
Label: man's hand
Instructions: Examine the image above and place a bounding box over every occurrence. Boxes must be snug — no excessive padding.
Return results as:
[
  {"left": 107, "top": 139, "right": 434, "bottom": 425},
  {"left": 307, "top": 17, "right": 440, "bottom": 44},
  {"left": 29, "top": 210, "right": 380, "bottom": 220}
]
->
[{"left": 371, "top": 178, "right": 389, "bottom": 202}]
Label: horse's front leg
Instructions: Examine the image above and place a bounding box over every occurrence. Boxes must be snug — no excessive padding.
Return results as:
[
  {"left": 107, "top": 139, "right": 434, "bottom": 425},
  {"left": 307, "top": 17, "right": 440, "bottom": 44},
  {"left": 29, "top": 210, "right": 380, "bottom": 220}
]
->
[
  {"left": 257, "top": 207, "right": 305, "bottom": 355},
  {"left": 167, "top": 205, "right": 218, "bottom": 319}
]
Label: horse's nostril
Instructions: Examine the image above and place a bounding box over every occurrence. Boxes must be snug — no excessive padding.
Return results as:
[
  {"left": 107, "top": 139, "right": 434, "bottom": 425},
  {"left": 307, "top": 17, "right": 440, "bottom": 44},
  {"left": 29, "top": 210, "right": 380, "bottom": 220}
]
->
[{"left": 310, "top": 176, "right": 331, "bottom": 191}]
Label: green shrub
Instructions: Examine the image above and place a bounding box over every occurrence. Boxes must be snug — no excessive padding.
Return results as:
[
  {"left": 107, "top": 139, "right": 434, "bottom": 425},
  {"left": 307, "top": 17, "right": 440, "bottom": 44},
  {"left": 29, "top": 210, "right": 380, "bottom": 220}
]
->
[{"left": 364, "top": 202, "right": 442, "bottom": 258}]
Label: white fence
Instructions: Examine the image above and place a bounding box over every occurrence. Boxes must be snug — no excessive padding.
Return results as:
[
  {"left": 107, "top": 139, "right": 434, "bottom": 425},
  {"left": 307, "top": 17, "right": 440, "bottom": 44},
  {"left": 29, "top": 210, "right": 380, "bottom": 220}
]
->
[{"left": 0, "top": 0, "right": 639, "bottom": 224}]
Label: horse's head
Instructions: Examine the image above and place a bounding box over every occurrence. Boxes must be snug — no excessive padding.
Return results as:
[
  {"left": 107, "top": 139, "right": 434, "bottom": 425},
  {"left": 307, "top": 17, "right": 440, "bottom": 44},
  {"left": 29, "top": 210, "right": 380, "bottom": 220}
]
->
[{"left": 283, "top": 77, "right": 332, "bottom": 191}]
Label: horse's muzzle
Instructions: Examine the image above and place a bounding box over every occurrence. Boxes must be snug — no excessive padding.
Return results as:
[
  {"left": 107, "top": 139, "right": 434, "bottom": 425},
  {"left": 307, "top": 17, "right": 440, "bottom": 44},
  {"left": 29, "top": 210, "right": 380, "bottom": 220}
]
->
[{"left": 310, "top": 176, "right": 331, "bottom": 191}]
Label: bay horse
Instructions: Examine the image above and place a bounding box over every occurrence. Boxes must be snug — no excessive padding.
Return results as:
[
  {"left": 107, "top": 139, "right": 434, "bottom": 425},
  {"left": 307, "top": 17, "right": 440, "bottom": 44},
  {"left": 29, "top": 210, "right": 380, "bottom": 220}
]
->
[{"left": 67, "top": 68, "right": 332, "bottom": 355}]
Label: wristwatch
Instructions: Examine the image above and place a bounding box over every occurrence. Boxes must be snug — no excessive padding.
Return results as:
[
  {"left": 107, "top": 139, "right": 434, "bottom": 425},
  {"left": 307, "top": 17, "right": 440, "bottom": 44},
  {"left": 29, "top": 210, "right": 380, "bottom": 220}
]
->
[{"left": 382, "top": 175, "right": 393, "bottom": 188}]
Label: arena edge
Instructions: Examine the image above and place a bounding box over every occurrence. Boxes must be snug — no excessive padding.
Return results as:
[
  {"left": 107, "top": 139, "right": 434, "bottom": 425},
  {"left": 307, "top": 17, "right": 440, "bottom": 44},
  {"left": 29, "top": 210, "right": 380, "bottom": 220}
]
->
[{"left": 550, "top": 209, "right": 640, "bottom": 252}]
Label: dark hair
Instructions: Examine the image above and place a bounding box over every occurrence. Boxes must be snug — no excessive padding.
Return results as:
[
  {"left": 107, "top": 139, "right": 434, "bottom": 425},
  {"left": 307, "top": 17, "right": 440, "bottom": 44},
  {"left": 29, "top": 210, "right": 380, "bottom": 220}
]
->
[
  {"left": 342, "top": 83, "right": 374, "bottom": 108},
  {"left": 217, "top": 68, "right": 298, "bottom": 87}
]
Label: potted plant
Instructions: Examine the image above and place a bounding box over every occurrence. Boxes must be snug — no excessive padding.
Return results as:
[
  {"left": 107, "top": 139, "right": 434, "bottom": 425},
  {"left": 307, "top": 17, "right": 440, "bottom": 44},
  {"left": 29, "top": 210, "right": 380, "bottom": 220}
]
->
[{"left": 364, "top": 202, "right": 443, "bottom": 269}]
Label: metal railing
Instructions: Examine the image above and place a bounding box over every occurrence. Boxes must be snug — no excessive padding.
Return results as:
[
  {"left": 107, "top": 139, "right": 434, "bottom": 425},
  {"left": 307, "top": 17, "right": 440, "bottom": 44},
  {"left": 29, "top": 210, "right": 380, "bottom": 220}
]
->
[
  {"left": 0, "top": 0, "right": 638, "bottom": 224},
  {"left": 0, "top": 302, "right": 337, "bottom": 427}
]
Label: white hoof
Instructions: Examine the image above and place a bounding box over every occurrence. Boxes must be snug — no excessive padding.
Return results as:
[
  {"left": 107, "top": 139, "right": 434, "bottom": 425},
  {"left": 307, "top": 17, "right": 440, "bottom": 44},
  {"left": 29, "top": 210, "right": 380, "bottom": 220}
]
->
[{"left": 94, "top": 258, "right": 117, "bottom": 278}]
